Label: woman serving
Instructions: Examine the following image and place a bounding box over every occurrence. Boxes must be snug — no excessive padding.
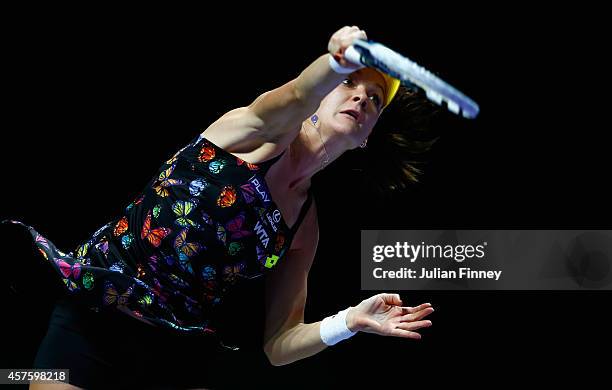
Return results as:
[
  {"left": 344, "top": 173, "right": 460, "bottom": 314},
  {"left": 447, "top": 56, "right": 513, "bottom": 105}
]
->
[{"left": 7, "top": 25, "right": 434, "bottom": 389}]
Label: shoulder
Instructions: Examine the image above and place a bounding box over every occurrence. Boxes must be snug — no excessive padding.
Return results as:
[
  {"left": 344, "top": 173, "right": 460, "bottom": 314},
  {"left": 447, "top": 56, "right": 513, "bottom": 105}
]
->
[
  {"left": 201, "top": 107, "right": 272, "bottom": 150},
  {"left": 201, "top": 106, "right": 301, "bottom": 164}
]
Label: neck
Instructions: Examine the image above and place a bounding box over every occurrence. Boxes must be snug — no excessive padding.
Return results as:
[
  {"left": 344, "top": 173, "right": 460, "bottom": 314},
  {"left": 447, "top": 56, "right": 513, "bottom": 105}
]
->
[{"left": 285, "top": 116, "right": 338, "bottom": 190}]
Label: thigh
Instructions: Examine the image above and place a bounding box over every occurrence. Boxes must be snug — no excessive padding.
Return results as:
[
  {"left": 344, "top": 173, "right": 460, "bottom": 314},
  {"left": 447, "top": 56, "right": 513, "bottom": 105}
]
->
[
  {"left": 33, "top": 297, "right": 225, "bottom": 389},
  {"left": 32, "top": 298, "right": 120, "bottom": 388}
]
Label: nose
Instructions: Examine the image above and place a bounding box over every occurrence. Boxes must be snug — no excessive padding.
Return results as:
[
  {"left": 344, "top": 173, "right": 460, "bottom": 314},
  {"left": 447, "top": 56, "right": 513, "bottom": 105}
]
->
[{"left": 351, "top": 86, "right": 368, "bottom": 108}]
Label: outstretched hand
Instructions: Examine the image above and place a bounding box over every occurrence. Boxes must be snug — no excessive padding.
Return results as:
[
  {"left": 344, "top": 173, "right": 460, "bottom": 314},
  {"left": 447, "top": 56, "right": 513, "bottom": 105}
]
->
[{"left": 346, "top": 293, "right": 433, "bottom": 340}]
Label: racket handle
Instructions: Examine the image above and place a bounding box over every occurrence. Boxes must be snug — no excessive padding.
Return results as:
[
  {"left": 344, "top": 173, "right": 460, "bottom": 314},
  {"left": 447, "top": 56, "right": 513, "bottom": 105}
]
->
[
  {"left": 344, "top": 46, "right": 362, "bottom": 66},
  {"left": 345, "top": 42, "right": 377, "bottom": 69}
]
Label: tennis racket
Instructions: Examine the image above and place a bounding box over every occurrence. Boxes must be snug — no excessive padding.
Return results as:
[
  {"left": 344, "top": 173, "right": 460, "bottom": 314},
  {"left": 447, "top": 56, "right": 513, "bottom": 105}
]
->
[{"left": 345, "top": 40, "right": 480, "bottom": 119}]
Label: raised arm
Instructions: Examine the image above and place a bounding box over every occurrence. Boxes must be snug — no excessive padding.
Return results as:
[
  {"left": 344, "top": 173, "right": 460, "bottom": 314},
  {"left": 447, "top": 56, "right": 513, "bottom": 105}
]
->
[
  {"left": 202, "top": 26, "right": 366, "bottom": 149},
  {"left": 247, "top": 25, "right": 365, "bottom": 138}
]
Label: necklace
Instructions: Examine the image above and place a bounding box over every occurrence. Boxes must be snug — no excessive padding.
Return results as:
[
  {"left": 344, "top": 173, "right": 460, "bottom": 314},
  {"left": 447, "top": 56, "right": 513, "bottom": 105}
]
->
[{"left": 309, "top": 114, "right": 330, "bottom": 169}]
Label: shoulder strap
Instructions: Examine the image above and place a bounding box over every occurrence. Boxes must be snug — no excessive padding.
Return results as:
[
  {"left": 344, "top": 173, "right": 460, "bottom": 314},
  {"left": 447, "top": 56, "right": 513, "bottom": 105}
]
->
[{"left": 290, "top": 189, "right": 314, "bottom": 236}]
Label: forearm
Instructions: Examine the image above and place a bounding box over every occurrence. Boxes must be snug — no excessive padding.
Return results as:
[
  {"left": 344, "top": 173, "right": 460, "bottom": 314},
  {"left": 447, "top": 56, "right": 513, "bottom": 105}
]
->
[
  {"left": 246, "top": 53, "right": 347, "bottom": 138},
  {"left": 265, "top": 307, "right": 358, "bottom": 367},
  {"left": 265, "top": 321, "right": 328, "bottom": 366},
  {"left": 292, "top": 53, "right": 348, "bottom": 112}
]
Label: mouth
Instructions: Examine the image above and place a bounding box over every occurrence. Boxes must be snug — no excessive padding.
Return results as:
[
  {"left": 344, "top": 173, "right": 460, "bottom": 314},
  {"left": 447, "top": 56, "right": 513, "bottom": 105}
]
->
[{"left": 340, "top": 109, "right": 361, "bottom": 122}]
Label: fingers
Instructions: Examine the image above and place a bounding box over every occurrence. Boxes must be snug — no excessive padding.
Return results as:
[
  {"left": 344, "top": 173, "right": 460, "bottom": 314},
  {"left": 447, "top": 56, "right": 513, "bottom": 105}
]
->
[
  {"left": 349, "top": 25, "right": 367, "bottom": 41},
  {"left": 400, "top": 307, "right": 434, "bottom": 322},
  {"left": 388, "top": 316, "right": 432, "bottom": 339},
  {"left": 389, "top": 328, "right": 422, "bottom": 340},
  {"left": 329, "top": 25, "right": 367, "bottom": 54},
  {"left": 344, "top": 25, "right": 365, "bottom": 37},
  {"left": 400, "top": 303, "right": 432, "bottom": 314},
  {"left": 395, "top": 320, "right": 432, "bottom": 332}
]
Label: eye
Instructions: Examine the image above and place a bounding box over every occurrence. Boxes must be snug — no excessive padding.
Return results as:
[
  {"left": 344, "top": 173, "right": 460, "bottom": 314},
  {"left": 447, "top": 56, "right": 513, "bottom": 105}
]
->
[
  {"left": 342, "top": 78, "right": 354, "bottom": 86},
  {"left": 369, "top": 93, "right": 382, "bottom": 109}
]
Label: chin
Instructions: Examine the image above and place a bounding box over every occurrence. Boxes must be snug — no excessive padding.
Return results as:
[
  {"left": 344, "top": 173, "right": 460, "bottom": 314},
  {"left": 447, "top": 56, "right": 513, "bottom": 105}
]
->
[
  {"left": 331, "top": 125, "right": 361, "bottom": 145},
  {"left": 331, "top": 117, "right": 359, "bottom": 135}
]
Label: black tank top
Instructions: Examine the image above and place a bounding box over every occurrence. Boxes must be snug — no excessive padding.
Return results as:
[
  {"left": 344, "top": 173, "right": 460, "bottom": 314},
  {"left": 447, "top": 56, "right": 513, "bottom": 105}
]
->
[{"left": 4, "top": 133, "right": 313, "bottom": 348}]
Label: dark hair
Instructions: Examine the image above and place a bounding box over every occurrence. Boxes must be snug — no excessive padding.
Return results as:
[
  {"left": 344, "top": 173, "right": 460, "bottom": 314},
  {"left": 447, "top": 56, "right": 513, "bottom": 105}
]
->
[{"left": 360, "top": 86, "right": 441, "bottom": 195}]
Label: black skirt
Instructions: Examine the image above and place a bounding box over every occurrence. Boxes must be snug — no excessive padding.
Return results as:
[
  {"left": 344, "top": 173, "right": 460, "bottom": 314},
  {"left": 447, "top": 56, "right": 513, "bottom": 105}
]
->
[{"left": 32, "top": 296, "right": 249, "bottom": 389}]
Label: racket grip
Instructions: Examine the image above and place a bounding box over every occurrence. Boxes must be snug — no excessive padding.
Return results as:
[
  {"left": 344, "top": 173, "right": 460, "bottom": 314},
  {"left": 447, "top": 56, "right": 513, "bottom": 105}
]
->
[{"left": 344, "top": 46, "right": 363, "bottom": 66}]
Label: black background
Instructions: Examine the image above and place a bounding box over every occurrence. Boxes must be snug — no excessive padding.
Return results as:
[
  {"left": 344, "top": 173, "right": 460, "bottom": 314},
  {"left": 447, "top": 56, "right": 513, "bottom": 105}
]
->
[{"left": 1, "top": 4, "right": 610, "bottom": 389}]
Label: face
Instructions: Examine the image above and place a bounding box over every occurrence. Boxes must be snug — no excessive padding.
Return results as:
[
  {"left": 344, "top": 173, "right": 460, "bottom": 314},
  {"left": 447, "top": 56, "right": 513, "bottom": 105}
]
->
[{"left": 316, "top": 68, "right": 386, "bottom": 149}]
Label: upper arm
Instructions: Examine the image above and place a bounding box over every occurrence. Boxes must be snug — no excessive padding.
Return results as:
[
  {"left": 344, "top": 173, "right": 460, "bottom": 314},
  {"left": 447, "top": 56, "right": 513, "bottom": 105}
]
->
[
  {"left": 205, "top": 54, "right": 343, "bottom": 146},
  {"left": 263, "top": 199, "right": 318, "bottom": 348},
  {"left": 201, "top": 80, "right": 311, "bottom": 149},
  {"left": 246, "top": 80, "right": 313, "bottom": 140}
]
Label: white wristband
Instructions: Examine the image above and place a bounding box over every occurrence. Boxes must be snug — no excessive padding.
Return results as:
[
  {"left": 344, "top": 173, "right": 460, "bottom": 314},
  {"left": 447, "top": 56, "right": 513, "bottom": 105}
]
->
[
  {"left": 328, "top": 54, "right": 360, "bottom": 74},
  {"left": 319, "top": 307, "right": 357, "bottom": 346}
]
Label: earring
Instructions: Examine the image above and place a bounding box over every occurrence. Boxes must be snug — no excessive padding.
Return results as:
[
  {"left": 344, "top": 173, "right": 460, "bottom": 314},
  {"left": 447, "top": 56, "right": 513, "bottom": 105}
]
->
[
  {"left": 311, "top": 114, "right": 319, "bottom": 126},
  {"left": 360, "top": 138, "right": 368, "bottom": 148}
]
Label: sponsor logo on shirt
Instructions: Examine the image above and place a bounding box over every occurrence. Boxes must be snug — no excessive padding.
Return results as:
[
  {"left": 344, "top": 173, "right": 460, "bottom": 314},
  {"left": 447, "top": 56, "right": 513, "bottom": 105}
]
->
[
  {"left": 272, "top": 210, "right": 281, "bottom": 223},
  {"left": 248, "top": 175, "right": 285, "bottom": 250},
  {"left": 266, "top": 209, "right": 282, "bottom": 232},
  {"left": 254, "top": 220, "right": 270, "bottom": 248},
  {"left": 248, "top": 175, "right": 271, "bottom": 204}
]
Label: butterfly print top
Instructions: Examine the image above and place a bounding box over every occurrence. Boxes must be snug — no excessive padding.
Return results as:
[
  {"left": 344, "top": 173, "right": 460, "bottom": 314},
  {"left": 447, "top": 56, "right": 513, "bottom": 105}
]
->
[{"left": 4, "top": 134, "right": 313, "bottom": 349}]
